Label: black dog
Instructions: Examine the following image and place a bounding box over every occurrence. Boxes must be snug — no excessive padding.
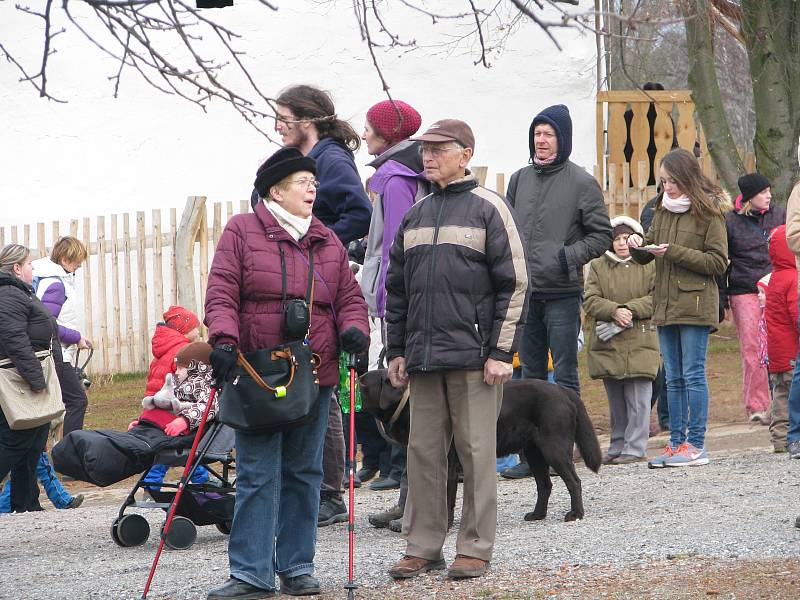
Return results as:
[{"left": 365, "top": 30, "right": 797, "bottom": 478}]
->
[{"left": 360, "top": 369, "right": 601, "bottom": 522}]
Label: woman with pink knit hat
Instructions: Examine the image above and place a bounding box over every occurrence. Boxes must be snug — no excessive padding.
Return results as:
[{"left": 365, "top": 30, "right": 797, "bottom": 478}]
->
[{"left": 360, "top": 99, "right": 428, "bottom": 524}]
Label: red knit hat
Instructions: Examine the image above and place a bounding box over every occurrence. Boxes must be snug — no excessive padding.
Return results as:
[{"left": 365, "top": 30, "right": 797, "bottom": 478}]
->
[
  {"left": 366, "top": 100, "right": 422, "bottom": 145},
  {"left": 163, "top": 305, "right": 200, "bottom": 335}
]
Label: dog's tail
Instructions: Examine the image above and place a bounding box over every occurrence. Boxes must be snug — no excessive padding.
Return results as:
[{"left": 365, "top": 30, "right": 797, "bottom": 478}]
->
[{"left": 569, "top": 389, "right": 602, "bottom": 473}]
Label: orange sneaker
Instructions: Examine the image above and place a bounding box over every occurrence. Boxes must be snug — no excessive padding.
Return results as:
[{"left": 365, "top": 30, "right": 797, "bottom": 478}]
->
[
  {"left": 647, "top": 444, "right": 675, "bottom": 469},
  {"left": 664, "top": 442, "right": 709, "bottom": 467}
]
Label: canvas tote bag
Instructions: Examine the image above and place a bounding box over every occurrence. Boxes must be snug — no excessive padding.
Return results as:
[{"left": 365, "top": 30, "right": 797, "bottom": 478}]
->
[{"left": 0, "top": 349, "right": 64, "bottom": 430}]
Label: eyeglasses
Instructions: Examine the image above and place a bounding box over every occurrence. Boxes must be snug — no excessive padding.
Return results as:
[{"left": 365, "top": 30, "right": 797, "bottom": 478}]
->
[
  {"left": 287, "top": 178, "right": 320, "bottom": 190},
  {"left": 419, "top": 144, "right": 462, "bottom": 157}
]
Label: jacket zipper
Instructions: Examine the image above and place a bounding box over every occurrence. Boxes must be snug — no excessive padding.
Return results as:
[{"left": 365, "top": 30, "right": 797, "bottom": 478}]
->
[{"left": 423, "top": 192, "right": 447, "bottom": 371}]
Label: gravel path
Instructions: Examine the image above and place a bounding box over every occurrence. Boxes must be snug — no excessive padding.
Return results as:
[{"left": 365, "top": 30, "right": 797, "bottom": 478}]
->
[{"left": 3, "top": 440, "right": 800, "bottom": 599}]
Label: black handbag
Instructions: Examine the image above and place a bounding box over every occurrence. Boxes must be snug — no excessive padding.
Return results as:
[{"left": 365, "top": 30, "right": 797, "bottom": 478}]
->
[{"left": 218, "top": 245, "right": 322, "bottom": 433}]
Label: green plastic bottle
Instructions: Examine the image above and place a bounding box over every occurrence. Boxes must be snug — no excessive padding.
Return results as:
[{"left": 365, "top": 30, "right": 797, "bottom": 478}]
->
[{"left": 339, "top": 352, "right": 362, "bottom": 413}]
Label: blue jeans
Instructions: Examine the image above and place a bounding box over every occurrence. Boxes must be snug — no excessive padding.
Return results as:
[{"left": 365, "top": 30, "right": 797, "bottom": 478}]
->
[
  {"left": 658, "top": 325, "right": 711, "bottom": 449},
  {"left": 227, "top": 386, "right": 332, "bottom": 591},
  {"left": 0, "top": 452, "right": 73, "bottom": 512},
  {"left": 143, "top": 463, "right": 209, "bottom": 489},
  {"left": 786, "top": 354, "right": 800, "bottom": 443},
  {"left": 520, "top": 296, "right": 582, "bottom": 395}
]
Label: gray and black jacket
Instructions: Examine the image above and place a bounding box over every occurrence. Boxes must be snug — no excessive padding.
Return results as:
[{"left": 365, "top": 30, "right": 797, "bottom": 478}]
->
[
  {"left": 507, "top": 161, "right": 611, "bottom": 297},
  {"left": 385, "top": 174, "right": 529, "bottom": 373},
  {"left": 507, "top": 105, "right": 611, "bottom": 297}
]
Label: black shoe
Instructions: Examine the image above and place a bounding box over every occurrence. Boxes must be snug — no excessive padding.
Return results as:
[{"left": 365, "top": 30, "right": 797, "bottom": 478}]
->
[
  {"left": 356, "top": 466, "right": 378, "bottom": 482},
  {"left": 317, "top": 496, "right": 347, "bottom": 527},
  {"left": 500, "top": 461, "right": 532, "bottom": 480},
  {"left": 369, "top": 476, "right": 400, "bottom": 491},
  {"left": 207, "top": 577, "right": 275, "bottom": 599},
  {"left": 65, "top": 494, "right": 84, "bottom": 509},
  {"left": 280, "top": 574, "right": 320, "bottom": 596},
  {"left": 341, "top": 472, "right": 362, "bottom": 489}
]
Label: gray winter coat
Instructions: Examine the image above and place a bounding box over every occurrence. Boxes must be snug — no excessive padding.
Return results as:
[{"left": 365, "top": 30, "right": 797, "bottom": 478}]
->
[{"left": 506, "top": 160, "right": 611, "bottom": 296}]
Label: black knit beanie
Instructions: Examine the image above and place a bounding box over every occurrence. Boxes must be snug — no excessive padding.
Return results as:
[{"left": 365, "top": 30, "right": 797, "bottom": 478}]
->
[
  {"left": 253, "top": 147, "right": 316, "bottom": 203},
  {"left": 529, "top": 104, "right": 573, "bottom": 165},
  {"left": 738, "top": 172, "right": 771, "bottom": 203}
]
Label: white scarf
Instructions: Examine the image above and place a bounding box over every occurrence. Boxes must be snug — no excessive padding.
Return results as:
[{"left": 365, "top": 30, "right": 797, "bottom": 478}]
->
[
  {"left": 264, "top": 199, "right": 312, "bottom": 241},
  {"left": 605, "top": 250, "right": 632, "bottom": 263},
  {"left": 662, "top": 191, "right": 691, "bottom": 213}
]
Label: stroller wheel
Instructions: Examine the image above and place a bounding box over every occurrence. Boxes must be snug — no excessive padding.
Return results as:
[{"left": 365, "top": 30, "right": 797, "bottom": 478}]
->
[
  {"left": 163, "top": 516, "right": 197, "bottom": 550},
  {"left": 111, "top": 519, "right": 123, "bottom": 546},
  {"left": 113, "top": 514, "right": 150, "bottom": 547},
  {"left": 215, "top": 520, "right": 232, "bottom": 535}
]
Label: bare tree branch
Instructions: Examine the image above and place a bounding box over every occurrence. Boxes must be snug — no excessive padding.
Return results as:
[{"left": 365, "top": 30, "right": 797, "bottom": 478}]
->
[{"left": 3, "top": 0, "right": 67, "bottom": 102}]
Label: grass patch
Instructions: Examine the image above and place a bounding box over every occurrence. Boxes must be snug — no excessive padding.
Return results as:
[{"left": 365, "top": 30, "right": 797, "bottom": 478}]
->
[{"left": 84, "top": 372, "right": 148, "bottom": 430}]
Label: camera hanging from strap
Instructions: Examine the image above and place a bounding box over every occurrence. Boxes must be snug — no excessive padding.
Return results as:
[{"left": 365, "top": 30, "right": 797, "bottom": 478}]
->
[{"left": 279, "top": 244, "right": 315, "bottom": 341}]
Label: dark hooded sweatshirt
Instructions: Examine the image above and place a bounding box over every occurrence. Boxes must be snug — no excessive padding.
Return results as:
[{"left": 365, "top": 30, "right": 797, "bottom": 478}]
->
[{"left": 506, "top": 104, "right": 611, "bottom": 298}]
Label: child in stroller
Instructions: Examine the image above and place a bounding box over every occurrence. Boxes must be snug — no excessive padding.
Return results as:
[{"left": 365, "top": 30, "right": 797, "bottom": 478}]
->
[{"left": 129, "top": 342, "right": 218, "bottom": 489}]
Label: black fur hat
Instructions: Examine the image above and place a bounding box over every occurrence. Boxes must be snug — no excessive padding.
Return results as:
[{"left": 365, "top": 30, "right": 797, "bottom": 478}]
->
[
  {"left": 253, "top": 147, "right": 316, "bottom": 201},
  {"left": 738, "top": 172, "right": 771, "bottom": 203}
]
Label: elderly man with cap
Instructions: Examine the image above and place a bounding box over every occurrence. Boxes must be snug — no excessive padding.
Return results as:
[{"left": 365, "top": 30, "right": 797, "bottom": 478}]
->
[
  {"left": 501, "top": 104, "right": 611, "bottom": 480},
  {"left": 384, "top": 119, "right": 529, "bottom": 580},
  {"left": 720, "top": 172, "right": 785, "bottom": 424}
]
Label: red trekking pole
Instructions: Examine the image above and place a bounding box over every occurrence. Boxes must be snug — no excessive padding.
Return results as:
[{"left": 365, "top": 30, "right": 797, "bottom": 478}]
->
[
  {"left": 344, "top": 352, "right": 359, "bottom": 599},
  {"left": 140, "top": 385, "right": 218, "bottom": 599}
]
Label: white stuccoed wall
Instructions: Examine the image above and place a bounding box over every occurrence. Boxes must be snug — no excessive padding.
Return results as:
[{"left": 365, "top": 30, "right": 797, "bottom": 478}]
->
[{"left": 0, "top": 1, "right": 598, "bottom": 229}]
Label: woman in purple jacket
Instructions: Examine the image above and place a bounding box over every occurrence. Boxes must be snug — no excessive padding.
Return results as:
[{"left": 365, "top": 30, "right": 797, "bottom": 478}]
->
[
  {"left": 32, "top": 237, "right": 91, "bottom": 436},
  {"left": 360, "top": 99, "right": 426, "bottom": 516},
  {"left": 204, "top": 147, "right": 369, "bottom": 600}
]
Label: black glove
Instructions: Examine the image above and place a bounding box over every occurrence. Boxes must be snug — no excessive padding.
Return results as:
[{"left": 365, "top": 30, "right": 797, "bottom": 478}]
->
[
  {"left": 339, "top": 327, "right": 369, "bottom": 354},
  {"left": 210, "top": 344, "right": 238, "bottom": 383}
]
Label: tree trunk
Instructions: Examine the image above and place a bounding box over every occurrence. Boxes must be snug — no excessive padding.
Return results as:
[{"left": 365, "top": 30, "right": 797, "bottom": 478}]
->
[
  {"left": 681, "top": 0, "right": 743, "bottom": 197},
  {"left": 740, "top": 1, "right": 800, "bottom": 205}
]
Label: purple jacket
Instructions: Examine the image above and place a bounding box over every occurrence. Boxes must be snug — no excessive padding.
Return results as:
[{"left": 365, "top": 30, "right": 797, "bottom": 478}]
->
[
  {"left": 362, "top": 140, "right": 428, "bottom": 317},
  {"left": 204, "top": 201, "right": 369, "bottom": 386},
  {"left": 38, "top": 281, "right": 81, "bottom": 346}
]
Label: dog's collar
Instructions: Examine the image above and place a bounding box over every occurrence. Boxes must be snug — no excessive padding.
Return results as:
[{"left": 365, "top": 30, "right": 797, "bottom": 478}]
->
[{"left": 376, "top": 385, "right": 411, "bottom": 442}]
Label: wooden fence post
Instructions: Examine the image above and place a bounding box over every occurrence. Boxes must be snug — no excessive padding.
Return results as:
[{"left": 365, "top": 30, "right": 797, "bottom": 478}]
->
[
  {"left": 473, "top": 166, "right": 488, "bottom": 187},
  {"left": 136, "top": 211, "right": 149, "bottom": 372},
  {"left": 110, "top": 214, "right": 122, "bottom": 373},
  {"left": 175, "top": 197, "right": 207, "bottom": 318}
]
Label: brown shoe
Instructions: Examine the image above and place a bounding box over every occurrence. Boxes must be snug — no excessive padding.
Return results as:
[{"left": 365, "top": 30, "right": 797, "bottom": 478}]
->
[
  {"left": 614, "top": 454, "right": 646, "bottom": 464},
  {"left": 601, "top": 453, "right": 619, "bottom": 465},
  {"left": 388, "top": 555, "right": 445, "bottom": 579},
  {"left": 447, "top": 554, "right": 489, "bottom": 579}
]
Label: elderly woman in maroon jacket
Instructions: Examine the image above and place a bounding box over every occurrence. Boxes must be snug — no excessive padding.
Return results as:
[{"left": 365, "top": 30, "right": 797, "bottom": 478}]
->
[{"left": 204, "top": 147, "right": 369, "bottom": 600}]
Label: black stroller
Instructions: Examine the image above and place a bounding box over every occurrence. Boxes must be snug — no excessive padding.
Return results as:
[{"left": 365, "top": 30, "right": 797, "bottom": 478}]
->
[{"left": 111, "top": 420, "right": 236, "bottom": 550}]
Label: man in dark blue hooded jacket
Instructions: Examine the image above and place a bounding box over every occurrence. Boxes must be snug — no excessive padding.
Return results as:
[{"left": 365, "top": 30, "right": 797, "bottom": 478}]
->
[
  {"left": 250, "top": 84, "right": 372, "bottom": 247},
  {"left": 502, "top": 105, "right": 611, "bottom": 477}
]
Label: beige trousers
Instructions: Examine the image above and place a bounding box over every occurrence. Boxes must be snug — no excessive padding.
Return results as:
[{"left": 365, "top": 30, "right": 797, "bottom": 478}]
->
[{"left": 402, "top": 369, "right": 503, "bottom": 562}]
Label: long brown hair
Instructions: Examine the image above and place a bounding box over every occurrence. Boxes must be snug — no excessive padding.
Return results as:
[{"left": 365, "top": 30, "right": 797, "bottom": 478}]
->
[
  {"left": 659, "top": 148, "right": 728, "bottom": 220},
  {"left": 276, "top": 85, "right": 361, "bottom": 152}
]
